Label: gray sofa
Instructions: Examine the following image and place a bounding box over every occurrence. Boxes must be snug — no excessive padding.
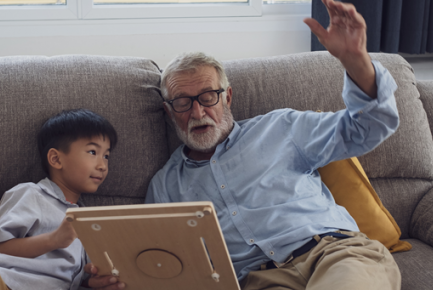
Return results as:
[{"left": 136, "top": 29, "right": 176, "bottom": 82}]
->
[{"left": 0, "top": 52, "right": 432, "bottom": 289}]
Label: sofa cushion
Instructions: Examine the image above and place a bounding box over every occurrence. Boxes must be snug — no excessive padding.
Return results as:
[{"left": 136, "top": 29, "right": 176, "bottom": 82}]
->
[
  {"left": 318, "top": 157, "right": 411, "bottom": 252},
  {"left": 371, "top": 178, "right": 433, "bottom": 239},
  {"left": 0, "top": 55, "right": 167, "bottom": 206},
  {"left": 411, "top": 187, "right": 433, "bottom": 247},
  {"left": 392, "top": 239, "right": 433, "bottom": 290},
  {"left": 417, "top": 80, "right": 433, "bottom": 136}
]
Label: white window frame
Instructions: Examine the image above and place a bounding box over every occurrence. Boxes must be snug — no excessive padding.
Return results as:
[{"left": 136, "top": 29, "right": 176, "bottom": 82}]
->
[
  {"left": 0, "top": 2, "right": 311, "bottom": 39},
  {"left": 0, "top": 0, "right": 263, "bottom": 21},
  {"left": 0, "top": 1, "right": 78, "bottom": 20},
  {"left": 80, "top": 0, "right": 262, "bottom": 19}
]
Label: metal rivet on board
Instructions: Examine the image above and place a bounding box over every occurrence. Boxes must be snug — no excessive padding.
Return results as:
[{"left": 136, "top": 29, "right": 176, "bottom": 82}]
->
[
  {"left": 187, "top": 220, "right": 198, "bottom": 227},
  {"left": 91, "top": 224, "right": 102, "bottom": 231}
]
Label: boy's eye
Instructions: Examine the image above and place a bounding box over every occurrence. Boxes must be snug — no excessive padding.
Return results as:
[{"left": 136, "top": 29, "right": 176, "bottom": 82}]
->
[
  {"left": 89, "top": 150, "right": 96, "bottom": 155},
  {"left": 104, "top": 154, "right": 110, "bottom": 160}
]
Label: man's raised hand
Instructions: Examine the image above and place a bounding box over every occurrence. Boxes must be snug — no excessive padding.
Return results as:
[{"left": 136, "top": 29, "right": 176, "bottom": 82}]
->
[
  {"left": 304, "top": 0, "right": 368, "bottom": 63},
  {"left": 304, "top": 0, "right": 377, "bottom": 98}
]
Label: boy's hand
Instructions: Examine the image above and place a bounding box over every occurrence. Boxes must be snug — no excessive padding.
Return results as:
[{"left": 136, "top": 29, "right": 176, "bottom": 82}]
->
[
  {"left": 83, "top": 263, "right": 126, "bottom": 290},
  {"left": 0, "top": 215, "right": 78, "bottom": 258},
  {"left": 50, "top": 216, "right": 78, "bottom": 249}
]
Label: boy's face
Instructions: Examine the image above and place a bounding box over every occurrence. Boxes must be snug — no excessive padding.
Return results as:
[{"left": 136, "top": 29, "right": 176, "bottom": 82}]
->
[{"left": 55, "top": 135, "right": 111, "bottom": 197}]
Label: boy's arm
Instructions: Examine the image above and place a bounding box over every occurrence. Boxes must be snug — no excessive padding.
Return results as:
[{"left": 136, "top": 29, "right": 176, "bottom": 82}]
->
[{"left": 0, "top": 216, "right": 77, "bottom": 258}]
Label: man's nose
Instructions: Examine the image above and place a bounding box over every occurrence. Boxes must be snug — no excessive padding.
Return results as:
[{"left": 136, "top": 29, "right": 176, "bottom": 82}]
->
[{"left": 190, "top": 99, "right": 205, "bottom": 119}]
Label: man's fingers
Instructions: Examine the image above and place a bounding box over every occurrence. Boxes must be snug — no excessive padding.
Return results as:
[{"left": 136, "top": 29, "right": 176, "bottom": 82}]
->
[
  {"left": 322, "top": 0, "right": 340, "bottom": 18},
  {"left": 349, "top": 7, "right": 366, "bottom": 27},
  {"left": 94, "top": 284, "right": 126, "bottom": 290},
  {"left": 304, "top": 18, "right": 328, "bottom": 42},
  {"left": 323, "top": 0, "right": 356, "bottom": 20},
  {"left": 84, "top": 263, "right": 98, "bottom": 275},
  {"left": 322, "top": 0, "right": 365, "bottom": 29},
  {"left": 87, "top": 275, "right": 125, "bottom": 289}
]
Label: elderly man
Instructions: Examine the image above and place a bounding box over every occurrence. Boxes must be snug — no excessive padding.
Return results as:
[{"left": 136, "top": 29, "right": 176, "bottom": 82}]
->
[{"left": 86, "top": 0, "right": 401, "bottom": 289}]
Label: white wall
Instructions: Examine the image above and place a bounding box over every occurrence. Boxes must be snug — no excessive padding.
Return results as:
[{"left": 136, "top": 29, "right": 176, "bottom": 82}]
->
[{"left": 0, "top": 4, "right": 312, "bottom": 67}]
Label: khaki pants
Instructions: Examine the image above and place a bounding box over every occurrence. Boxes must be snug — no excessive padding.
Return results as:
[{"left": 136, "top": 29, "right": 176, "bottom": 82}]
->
[
  {"left": 0, "top": 275, "right": 8, "bottom": 290},
  {"left": 240, "top": 231, "right": 401, "bottom": 290}
]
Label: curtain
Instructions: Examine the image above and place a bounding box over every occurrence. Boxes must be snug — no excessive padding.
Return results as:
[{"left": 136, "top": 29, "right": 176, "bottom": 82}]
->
[{"left": 311, "top": 0, "right": 433, "bottom": 54}]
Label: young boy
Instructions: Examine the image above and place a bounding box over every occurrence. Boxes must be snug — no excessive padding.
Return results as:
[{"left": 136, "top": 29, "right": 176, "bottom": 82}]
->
[{"left": 0, "top": 109, "right": 118, "bottom": 290}]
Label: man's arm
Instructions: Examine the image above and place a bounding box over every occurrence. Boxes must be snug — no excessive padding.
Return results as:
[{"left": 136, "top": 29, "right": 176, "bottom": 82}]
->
[
  {"left": 0, "top": 216, "right": 77, "bottom": 258},
  {"left": 304, "top": 0, "right": 377, "bottom": 99}
]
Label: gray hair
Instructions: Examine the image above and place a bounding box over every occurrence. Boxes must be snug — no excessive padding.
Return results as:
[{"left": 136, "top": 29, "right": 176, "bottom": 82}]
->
[{"left": 161, "top": 52, "right": 230, "bottom": 101}]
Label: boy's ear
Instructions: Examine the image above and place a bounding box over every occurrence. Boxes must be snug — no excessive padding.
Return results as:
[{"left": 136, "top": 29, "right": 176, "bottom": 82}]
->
[{"left": 47, "top": 148, "right": 63, "bottom": 170}]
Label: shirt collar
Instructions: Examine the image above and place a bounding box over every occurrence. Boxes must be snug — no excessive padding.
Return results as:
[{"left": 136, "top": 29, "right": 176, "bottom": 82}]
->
[
  {"left": 225, "top": 121, "right": 241, "bottom": 150},
  {"left": 37, "top": 177, "right": 75, "bottom": 205}
]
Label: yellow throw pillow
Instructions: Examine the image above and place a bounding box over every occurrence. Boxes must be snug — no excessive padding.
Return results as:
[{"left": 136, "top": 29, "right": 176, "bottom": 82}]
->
[{"left": 318, "top": 157, "right": 411, "bottom": 253}]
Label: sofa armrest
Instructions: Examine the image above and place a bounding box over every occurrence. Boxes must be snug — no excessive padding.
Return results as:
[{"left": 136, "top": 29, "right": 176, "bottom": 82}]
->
[
  {"left": 418, "top": 80, "right": 433, "bottom": 136},
  {"left": 410, "top": 187, "right": 433, "bottom": 247}
]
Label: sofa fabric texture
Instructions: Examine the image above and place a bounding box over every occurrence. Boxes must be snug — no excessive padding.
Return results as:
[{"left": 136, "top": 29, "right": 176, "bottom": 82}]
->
[{"left": 0, "top": 52, "right": 432, "bottom": 290}]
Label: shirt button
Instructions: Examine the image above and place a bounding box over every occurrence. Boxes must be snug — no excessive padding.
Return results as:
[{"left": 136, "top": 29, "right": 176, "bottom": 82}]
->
[
  {"left": 212, "top": 160, "right": 216, "bottom": 164},
  {"left": 232, "top": 211, "right": 237, "bottom": 216},
  {"left": 226, "top": 146, "right": 230, "bottom": 150},
  {"left": 250, "top": 239, "right": 254, "bottom": 244},
  {"left": 270, "top": 251, "right": 275, "bottom": 256},
  {"left": 221, "top": 185, "right": 225, "bottom": 189},
  {"left": 358, "top": 110, "right": 363, "bottom": 114}
]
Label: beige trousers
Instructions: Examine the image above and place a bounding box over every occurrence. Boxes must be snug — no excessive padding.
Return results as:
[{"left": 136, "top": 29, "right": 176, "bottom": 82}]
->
[
  {"left": 0, "top": 275, "right": 8, "bottom": 290},
  {"left": 240, "top": 231, "right": 401, "bottom": 290}
]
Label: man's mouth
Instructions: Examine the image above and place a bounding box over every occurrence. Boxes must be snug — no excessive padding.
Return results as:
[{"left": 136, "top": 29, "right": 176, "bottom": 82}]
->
[{"left": 190, "top": 125, "right": 211, "bottom": 133}]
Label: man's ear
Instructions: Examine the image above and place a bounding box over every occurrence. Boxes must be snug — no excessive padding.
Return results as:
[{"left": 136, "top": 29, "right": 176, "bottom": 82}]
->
[
  {"left": 47, "top": 148, "right": 63, "bottom": 170},
  {"left": 225, "top": 86, "right": 233, "bottom": 109},
  {"left": 163, "top": 102, "right": 173, "bottom": 119}
]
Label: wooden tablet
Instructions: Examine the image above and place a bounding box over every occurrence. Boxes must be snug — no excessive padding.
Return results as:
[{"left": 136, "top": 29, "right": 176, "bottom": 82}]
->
[{"left": 66, "top": 201, "right": 240, "bottom": 290}]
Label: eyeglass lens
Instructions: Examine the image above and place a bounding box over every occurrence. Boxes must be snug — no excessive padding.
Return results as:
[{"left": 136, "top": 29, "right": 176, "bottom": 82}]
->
[{"left": 172, "top": 91, "right": 219, "bottom": 112}]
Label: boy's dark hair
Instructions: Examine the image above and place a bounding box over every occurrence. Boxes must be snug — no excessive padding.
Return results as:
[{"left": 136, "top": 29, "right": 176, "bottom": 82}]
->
[{"left": 37, "top": 109, "right": 118, "bottom": 175}]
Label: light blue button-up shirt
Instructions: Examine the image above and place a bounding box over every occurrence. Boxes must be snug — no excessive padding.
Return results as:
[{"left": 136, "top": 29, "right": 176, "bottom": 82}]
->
[{"left": 146, "top": 61, "right": 399, "bottom": 281}]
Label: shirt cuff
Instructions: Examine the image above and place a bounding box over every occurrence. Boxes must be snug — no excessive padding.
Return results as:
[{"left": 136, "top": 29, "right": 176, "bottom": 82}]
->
[{"left": 342, "top": 60, "right": 398, "bottom": 119}]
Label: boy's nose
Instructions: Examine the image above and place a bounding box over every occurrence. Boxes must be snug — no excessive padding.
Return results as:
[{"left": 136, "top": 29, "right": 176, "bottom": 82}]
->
[{"left": 97, "top": 159, "right": 108, "bottom": 171}]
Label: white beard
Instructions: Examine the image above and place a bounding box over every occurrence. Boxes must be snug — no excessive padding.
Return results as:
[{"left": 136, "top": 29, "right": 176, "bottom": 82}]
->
[{"left": 173, "top": 104, "right": 234, "bottom": 153}]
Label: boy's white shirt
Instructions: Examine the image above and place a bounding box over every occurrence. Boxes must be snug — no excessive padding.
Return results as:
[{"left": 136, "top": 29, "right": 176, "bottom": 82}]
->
[{"left": 0, "top": 178, "right": 86, "bottom": 290}]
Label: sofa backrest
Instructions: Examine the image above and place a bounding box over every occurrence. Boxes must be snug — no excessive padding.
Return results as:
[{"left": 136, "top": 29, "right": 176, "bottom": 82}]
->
[
  {"left": 0, "top": 55, "right": 167, "bottom": 206},
  {"left": 2, "top": 53, "right": 433, "bottom": 239}
]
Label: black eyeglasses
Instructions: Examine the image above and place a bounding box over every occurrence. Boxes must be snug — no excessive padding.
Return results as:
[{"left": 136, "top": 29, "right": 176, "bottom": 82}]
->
[{"left": 166, "top": 89, "right": 225, "bottom": 113}]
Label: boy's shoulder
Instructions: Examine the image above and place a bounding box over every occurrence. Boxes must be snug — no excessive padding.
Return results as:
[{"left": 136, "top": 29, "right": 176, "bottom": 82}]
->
[
  {"left": 1, "top": 180, "right": 48, "bottom": 204},
  {"left": 6, "top": 182, "right": 40, "bottom": 193},
  {"left": 2, "top": 178, "right": 67, "bottom": 207}
]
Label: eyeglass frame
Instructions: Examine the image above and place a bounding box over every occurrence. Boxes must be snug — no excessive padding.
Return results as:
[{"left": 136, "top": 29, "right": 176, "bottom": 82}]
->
[{"left": 164, "top": 88, "right": 226, "bottom": 113}]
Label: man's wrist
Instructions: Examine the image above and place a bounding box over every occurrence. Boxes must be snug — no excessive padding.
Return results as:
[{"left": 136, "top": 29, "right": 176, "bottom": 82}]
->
[{"left": 342, "top": 54, "right": 377, "bottom": 99}]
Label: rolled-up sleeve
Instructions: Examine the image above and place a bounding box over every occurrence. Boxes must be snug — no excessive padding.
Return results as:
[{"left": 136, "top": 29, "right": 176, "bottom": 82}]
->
[
  {"left": 290, "top": 60, "right": 399, "bottom": 170},
  {"left": 0, "top": 185, "right": 42, "bottom": 242}
]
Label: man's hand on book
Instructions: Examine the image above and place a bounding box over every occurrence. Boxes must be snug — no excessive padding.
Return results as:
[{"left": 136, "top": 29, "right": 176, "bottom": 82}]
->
[{"left": 82, "top": 263, "right": 126, "bottom": 290}]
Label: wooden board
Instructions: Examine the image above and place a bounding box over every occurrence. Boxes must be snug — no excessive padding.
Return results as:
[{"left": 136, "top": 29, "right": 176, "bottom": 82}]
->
[{"left": 66, "top": 202, "right": 240, "bottom": 290}]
